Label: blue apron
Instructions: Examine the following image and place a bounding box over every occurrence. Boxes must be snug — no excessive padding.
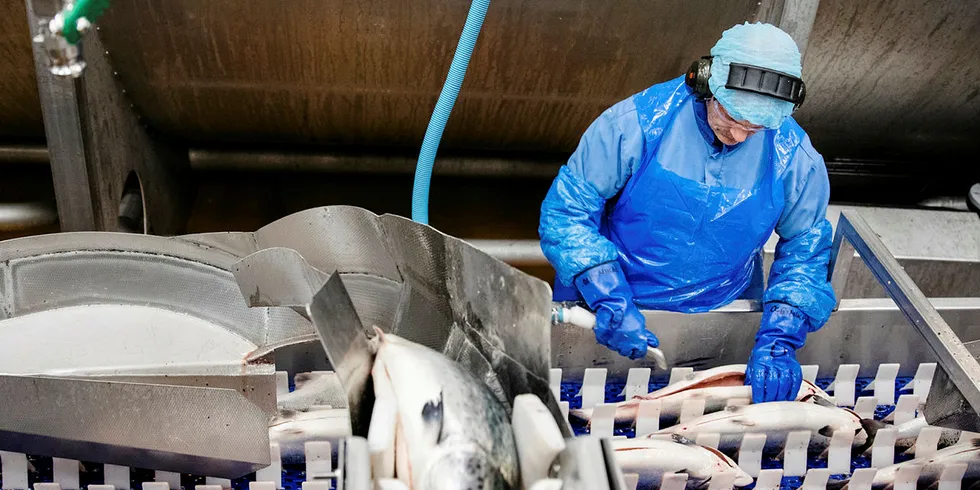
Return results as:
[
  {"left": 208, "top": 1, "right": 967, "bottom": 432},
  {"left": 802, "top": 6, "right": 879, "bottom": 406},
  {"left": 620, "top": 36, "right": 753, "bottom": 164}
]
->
[{"left": 554, "top": 96, "right": 783, "bottom": 312}]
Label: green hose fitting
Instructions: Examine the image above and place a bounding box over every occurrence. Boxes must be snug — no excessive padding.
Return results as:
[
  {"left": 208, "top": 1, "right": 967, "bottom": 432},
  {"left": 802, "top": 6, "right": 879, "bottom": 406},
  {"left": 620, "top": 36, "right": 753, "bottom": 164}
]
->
[{"left": 61, "top": 0, "right": 111, "bottom": 44}]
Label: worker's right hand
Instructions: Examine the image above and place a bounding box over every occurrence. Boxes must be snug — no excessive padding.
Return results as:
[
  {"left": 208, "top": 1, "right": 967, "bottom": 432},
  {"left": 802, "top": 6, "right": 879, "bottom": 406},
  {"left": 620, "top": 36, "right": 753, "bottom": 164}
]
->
[{"left": 574, "top": 261, "right": 659, "bottom": 360}]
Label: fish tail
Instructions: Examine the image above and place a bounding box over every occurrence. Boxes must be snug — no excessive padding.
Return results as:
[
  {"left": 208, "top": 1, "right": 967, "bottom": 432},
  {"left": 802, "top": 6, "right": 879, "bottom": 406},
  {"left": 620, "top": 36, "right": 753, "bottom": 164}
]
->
[
  {"left": 856, "top": 418, "right": 888, "bottom": 454},
  {"left": 567, "top": 409, "right": 591, "bottom": 423}
]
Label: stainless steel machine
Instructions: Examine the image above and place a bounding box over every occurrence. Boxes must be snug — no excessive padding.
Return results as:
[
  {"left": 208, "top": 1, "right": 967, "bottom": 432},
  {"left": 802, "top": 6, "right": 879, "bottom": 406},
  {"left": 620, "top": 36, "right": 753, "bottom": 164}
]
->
[
  {"left": 0, "top": 205, "right": 977, "bottom": 489},
  {"left": 2, "top": 0, "right": 980, "bottom": 489}
]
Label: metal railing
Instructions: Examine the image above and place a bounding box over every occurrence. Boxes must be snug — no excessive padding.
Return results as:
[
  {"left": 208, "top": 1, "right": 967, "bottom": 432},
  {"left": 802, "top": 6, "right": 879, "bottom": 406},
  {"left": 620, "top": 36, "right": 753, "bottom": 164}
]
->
[{"left": 828, "top": 210, "right": 980, "bottom": 430}]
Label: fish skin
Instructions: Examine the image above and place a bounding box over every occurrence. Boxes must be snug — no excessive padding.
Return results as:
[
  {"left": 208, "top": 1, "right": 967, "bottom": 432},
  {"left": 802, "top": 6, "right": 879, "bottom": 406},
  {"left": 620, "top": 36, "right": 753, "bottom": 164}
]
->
[
  {"left": 648, "top": 401, "right": 870, "bottom": 453},
  {"left": 611, "top": 435, "right": 753, "bottom": 489},
  {"left": 268, "top": 407, "right": 351, "bottom": 464},
  {"left": 887, "top": 416, "right": 966, "bottom": 455},
  {"left": 371, "top": 328, "right": 519, "bottom": 490},
  {"left": 570, "top": 364, "right": 830, "bottom": 425},
  {"left": 831, "top": 439, "right": 980, "bottom": 490},
  {"left": 277, "top": 371, "right": 348, "bottom": 411}
]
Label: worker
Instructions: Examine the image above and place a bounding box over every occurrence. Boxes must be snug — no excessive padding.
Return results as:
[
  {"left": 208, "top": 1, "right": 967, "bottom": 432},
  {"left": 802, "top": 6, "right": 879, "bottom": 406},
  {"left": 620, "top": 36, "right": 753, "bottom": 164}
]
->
[{"left": 539, "top": 22, "right": 835, "bottom": 403}]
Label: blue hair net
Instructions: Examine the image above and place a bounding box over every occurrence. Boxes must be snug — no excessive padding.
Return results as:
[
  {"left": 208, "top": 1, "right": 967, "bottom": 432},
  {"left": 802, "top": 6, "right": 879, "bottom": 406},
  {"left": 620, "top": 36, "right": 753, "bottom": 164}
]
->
[{"left": 708, "top": 22, "right": 802, "bottom": 129}]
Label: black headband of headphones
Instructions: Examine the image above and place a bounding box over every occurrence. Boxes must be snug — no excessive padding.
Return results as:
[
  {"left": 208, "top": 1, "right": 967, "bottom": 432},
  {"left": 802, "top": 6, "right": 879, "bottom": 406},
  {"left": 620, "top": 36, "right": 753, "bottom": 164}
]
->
[{"left": 686, "top": 56, "right": 806, "bottom": 109}]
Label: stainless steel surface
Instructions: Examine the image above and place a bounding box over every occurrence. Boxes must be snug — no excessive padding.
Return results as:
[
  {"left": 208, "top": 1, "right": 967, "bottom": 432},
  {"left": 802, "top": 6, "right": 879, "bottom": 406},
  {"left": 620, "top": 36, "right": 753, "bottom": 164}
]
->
[
  {"left": 233, "top": 246, "right": 329, "bottom": 317},
  {"left": 86, "top": 0, "right": 764, "bottom": 151},
  {"left": 777, "top": 0, "right": 821, "bottom": 59},
  {"left": 0, "top": 202, "right": 57, "bottom": 231},
  {"left": 781, "top": 205, "right": 980, "bottom": 299},
  {"left": 0, "top": 231, "right": 315, "bottom": 381},
  {"left": 5, "top": 1, "right": 980, "bottom": 175},
  {"left": 69, "top": 372, "right": 279, "bottom": 416},
  {"left": 796, "top": 1, "right": 980, "bottom": 163},
  {"left": 232, "top": 247, "right": 402, "bottom": 336},
  {"left": 0, "top": 375, "right": 270, "bottom": 478},
  {"left": 338, "top": 437, "right": 370, "bottom": 490},
  {"left": 829, "top": 218, "right": 856, "bottom": 309},
  {"left": 27, "top": 0, "right": 96, "bottom": 232},
  {"left": 821, "top": 206, "right": 980, "bottom": 263},
  {"left": 227, "top": 206, "right": 569, "bottom": 436},
  {"left": 553, "top": 437, "right": 626, "bottom": 490},
  {"left": 840, "top": 260, "right": 980, "bottom": 300},
  {"left": 831, "top": 210, "right": 980, "bottom": 430},
  {"left": 0, "top": 248, "right": 310, "bottom": 348},
  {"left": 553, "top": 297, "right": 980, "bottom": 382},
  {"left": 26, "top": 0, "right": 193, "bottom": 234},
  {"left": 308, "top": 274, "right": 374, "bottom": 438}
]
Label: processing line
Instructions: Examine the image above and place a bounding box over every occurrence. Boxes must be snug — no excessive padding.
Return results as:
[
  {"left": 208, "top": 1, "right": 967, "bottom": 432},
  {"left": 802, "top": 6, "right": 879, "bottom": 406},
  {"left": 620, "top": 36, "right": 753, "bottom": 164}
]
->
[
  {"left": 0, "top": 207, "right": 978, "bottom": 490},
  {"left": 7, "top": 0, "right": 980, "bottom": 488}
]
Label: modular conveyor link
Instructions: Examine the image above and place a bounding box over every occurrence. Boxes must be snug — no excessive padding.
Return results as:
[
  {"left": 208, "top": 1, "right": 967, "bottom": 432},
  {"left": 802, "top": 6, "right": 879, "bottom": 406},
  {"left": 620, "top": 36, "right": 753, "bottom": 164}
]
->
[{"left": 0, "top": 363, "right": 965, "bottom": 490}]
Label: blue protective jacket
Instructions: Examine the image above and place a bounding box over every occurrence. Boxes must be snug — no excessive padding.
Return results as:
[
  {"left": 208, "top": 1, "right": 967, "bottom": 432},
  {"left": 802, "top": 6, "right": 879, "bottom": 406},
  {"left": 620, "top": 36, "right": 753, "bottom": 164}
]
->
[{"left": 539, "top": 76, "right": 836, "bottom": 328}]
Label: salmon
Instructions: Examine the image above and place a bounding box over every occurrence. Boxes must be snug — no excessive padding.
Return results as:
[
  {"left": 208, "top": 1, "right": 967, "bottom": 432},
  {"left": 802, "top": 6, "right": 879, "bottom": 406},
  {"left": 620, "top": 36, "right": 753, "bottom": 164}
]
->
[
  {"left": 570, "top": 364, "right": 830, "bottom": 427},
  {"left": 370, "top": 328, "right": 520, "bottom": 489},
  {"left": 611, "top": 434, "right": 753, "bottom": 489},
  {"left": 649, "top": 397, "right": 875, "bottom": 454}
]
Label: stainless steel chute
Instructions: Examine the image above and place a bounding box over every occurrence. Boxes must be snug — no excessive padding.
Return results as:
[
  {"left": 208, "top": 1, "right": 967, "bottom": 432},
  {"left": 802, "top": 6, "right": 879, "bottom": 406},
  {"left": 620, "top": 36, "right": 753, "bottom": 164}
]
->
[
  {"left": 226, "top": 207, "right": 567, "bottom": 435},
  {"left": 0, "top": 205, "right": 568, "bottom": 479}
]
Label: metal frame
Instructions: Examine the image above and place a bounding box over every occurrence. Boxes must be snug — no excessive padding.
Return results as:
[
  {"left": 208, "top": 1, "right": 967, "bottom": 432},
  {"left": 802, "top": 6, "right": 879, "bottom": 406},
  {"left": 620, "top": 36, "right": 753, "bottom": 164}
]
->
[
  {"left": 0, "top": 374, "right": 271, "bottom": 478},
  {"left": 26, "top": 0, "right": 193, "bottom": 234},
  {"left": 828, "top": 210, "right": 980, "bottom": 429}
]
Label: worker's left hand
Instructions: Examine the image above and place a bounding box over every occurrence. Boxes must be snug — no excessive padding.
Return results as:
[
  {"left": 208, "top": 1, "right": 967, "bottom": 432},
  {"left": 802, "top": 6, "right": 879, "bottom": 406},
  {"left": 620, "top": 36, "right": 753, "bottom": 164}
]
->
[
  {"left": 574, "top": 261, "right": 658, "bottom": 360},
  {"left": 746, "top": 302, "right": 810, "bottom": 403}
]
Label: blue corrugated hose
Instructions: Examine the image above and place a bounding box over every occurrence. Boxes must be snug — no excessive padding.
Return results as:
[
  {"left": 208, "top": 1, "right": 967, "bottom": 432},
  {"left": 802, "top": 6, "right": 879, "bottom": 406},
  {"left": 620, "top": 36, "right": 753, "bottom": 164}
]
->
[{"left": 411, "top": 0, "right": 491, "bottom": 224}]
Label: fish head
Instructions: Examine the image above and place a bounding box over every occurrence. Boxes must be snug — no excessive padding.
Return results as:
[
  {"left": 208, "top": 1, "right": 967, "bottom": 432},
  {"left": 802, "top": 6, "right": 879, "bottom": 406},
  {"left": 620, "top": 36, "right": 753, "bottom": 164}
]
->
[
  {"left": 419, "top": 442, "right": 517, "bottom": 490},
  {"left": 732, "top": 470, "right": 754, "bottom": 487},
  {"left": 369, "top": 325, "right": 388, "bottom": 351}
]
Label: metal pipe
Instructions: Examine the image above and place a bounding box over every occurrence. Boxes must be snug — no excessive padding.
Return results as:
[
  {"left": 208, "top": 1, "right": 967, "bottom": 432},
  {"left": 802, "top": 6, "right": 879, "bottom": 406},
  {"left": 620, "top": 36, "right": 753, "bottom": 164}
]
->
[
  {"left": 188, "top": 149, "right": 562, "bottom": 178},
  {"left": 0, "top": 145, "right": 51, "bottom": 165},
  {"left": 917, "top": 196, "right": 971, "bottom": 212},
  {"left": 0, "top": 145, "right": 564, "bottom": 178},
  {"left": 465, "top": 239, "right": 546, "bottom": 265},
  {"left": 0, "top": 202, "right": 58, "bottom": 232},
  {"left": 777, "top": 0, "right": 821, "bottom": 60}
]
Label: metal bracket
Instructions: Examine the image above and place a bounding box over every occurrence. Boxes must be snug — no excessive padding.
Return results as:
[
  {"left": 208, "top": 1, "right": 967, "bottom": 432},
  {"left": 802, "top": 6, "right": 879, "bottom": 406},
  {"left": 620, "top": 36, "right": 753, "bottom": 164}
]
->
[
  {"left": 827, "top": 210, "right": 980, "bottom": 430},
  {"left": 0, "top": 374, "right": 270, "bottom": 478},
  {"left": 26, "top": 0, "right": 193, "bottom": 234}
]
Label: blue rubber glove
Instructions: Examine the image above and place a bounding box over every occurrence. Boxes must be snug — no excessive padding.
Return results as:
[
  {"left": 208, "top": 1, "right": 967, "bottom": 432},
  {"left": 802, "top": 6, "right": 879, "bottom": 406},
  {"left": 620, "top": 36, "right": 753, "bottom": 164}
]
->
[
  {"left": 574, "top": 261, "right": 659, "bottom": 360},
  {"left": 746, "top": 302, "right": 810, "bottom": 403}
]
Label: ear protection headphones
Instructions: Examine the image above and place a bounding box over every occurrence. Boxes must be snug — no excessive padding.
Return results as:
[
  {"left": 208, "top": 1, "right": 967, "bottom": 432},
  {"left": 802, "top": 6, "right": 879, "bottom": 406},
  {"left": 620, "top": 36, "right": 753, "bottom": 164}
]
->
[{"left": 686, "top": 55, "right": 806, "bottom": 110}]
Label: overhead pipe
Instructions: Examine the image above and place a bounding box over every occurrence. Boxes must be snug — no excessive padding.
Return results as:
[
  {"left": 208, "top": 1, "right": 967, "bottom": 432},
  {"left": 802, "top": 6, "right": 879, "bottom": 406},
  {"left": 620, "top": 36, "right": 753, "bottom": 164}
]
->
[
  {"left": 0, "top": 202, "right": 58, "bottom": 232},
  {"left": 0, "top": 146, "right": 51, "bottom": 166},
  {"left": 464, "top": 239, "right": 547, "bottom": 265},
  {"left": 187, "top": 150, "right": 561, "bottom": 178}
]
